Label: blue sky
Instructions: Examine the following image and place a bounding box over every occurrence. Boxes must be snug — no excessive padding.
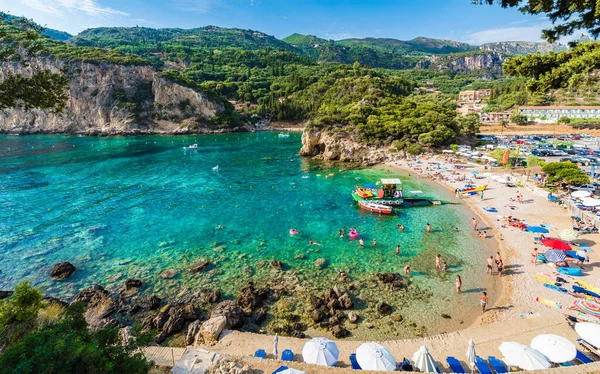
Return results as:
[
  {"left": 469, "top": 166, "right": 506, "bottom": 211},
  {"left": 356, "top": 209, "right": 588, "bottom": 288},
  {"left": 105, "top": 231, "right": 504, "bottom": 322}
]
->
[{"left": 0, "top": 0, "right": 581, "bottom": 44}]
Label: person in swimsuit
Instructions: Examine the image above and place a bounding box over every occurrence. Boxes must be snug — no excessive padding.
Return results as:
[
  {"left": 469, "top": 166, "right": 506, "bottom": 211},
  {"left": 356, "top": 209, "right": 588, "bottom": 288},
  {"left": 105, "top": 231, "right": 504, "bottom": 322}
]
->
[
  {"left": 496, "top": 252, "right": 502, "bottom": 264},
  {"left": 487, "top": 256, "right": 494, "bottom": 275},
  {"left": 480, "top": 292, "right": 488, "bottom": 313},
  {"left": 397, "top": 224, "right": 405, "bottom": 232},
  {"left": 435, "top": 254, "right": 442, "bottom": 270},
  {"left": 395, "top": 245, "right": 400, "bottom": 255},
  {"left": 426, "top": 223, "right": 432, "bottom": 233},
  {"left": 497, "top": 259, "right": 503, "bottom": 276},
  {"left": 472, "top": 218, "right": 478, "bottom": 231},
  {"left": 442, "top": 262, "right": 449, "bottom": 271},
  {"left": 404, "top": 263, "right": 411, "bottom": 275},
  {"left": 373, "top": 238, "right": 377, "bottom": 247},
  {"left": 359, "top": 238, "right": 364, "bottom": 247},
  {"left": 531, "top": 248, "right": 538, "bottom": 264},
  {"left": 456, "top": 275, "right": 462, "bottom": 293}
]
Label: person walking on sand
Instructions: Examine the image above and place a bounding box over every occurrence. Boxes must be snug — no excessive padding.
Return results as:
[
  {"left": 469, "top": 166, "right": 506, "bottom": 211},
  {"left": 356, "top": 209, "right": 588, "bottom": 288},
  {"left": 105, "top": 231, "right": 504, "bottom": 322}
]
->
[
  {"left": 480, "top": 191, "right": 484, "bottom": 201},
  {"left": 480, "top": 292, "right": 488, "bottom": 313},
  {"left": 456, "top": 275, "right": 462, "bottom": 293},
  {"left": 472, "top": 218, "right": 478, "bottom": 231},
  {"left": 531, "top": 248, "right": 538, "bottom": 264},
  {"left": 497, "top": 258, "right": 504, "bottom": 277},
  {"left": 426, "top": 223, "right": 432, "bottom": 233},
  {"left": 487, "top": 256, "right": 494, "bottom": 274},
  {"left": 496, "top": 252, "right": 502, "bottom": 264},
  {"left": 396, "top": 245, "right": 400, "bottom": 255},
  {"left": 359, "top": 238, "right": 364, "bottom": 247},
  {"left": 404, "top": 263, "right": 411, "bottom": 275}
]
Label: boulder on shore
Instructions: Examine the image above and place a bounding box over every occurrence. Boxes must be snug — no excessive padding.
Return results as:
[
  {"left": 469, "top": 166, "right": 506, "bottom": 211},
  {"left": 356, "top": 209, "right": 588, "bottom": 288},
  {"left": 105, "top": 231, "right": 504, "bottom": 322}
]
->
[
  {"left": 71, "top": 285, "right": 117, "bottom": 328},
  {"left": 211, "top": 300, "right": 244, "bottom": 329},
  {"left": 147, "top": 295, "right": 161, "bottom": 310},
  {"left": 377, "top": 302, "right": 392, "bottom": 315},
  {"left": 186, "top": 320, "right": 202, "bottom": 345},
  {"left": 200, "top": 316, "right": 227, "bottom": 344},
  {"left": 50, "top": 262, "right": 76, "bottom": 280},
  {"left": 348, "top": 311, "right": 359, "bottom": 323}
]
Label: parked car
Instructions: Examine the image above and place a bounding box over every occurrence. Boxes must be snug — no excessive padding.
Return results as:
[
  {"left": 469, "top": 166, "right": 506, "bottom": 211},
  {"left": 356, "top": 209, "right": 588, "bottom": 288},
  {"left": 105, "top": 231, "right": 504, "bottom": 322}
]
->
[
  {"left": 573, "top": 184, "right": 599, "bottom": 192},
  {"left": 571, "top": 135, "right": 581, "bottom": 140},
  {"left": 560, "top": 157, "right": 574, "bottom": 162}
]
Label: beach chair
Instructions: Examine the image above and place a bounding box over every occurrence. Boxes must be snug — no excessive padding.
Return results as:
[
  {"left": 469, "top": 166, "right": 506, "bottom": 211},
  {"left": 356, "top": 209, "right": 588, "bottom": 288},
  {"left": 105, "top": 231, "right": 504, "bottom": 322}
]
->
[
  {"left": 281, "top": 349, "right": 293, "bottom": 362},
  {"left": 487, "top": 356, "right": 508, "bottom": 373},
  {"left": 398, "top": 358, "right": 413, "bottom": 371},
  {"left": 272, "top": 365, "right": 288, "bottom": 374},
  {"left": 474, "top": 356, "right": 493, "bottom": 374},
  {"left": 254, "top": 349, "right": 267, "bottom": 359},
  {"left": 576, "top": 350, "right": 594, "bottom": 364},
  {"left": 349, "top": 353, "right": 362, "bottom": 370},
  {"left": 445, "top": 356, "right": 466, "bottom": 373},
  {"left": 578, "top": 339, "right": 600, "bottom": 358}
]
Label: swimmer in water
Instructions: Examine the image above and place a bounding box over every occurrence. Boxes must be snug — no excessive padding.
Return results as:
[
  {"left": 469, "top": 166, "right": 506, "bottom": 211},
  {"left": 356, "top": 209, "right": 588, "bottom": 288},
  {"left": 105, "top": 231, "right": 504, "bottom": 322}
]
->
[
  {"left": 372, "top": 238, "right": 377, "bottom": 247},
  {"left": 396, "top": 245, "right": 400, "bottom": 255},
  {"left": 397, "top": 223, "right": 405, "bottom": 232},
  {"left": 359, "top": 238, "right": 364, "bottom": 247},
  {"left": 309, "top": 239, "right": 321, "bottom": 246},
  {"left": 404, "top": 263, "right": 411, "bottom": 275},
  {"left": 215, "top": 225, "right": 226, "bottom": 230},
  {"left": 442, "top": 262, "right": 448, "bottom": 271}
]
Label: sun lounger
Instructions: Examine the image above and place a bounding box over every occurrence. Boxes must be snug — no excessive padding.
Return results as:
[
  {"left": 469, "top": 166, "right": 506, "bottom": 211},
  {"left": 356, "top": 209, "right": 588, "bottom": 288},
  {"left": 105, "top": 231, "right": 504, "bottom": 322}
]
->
[
  {"left": 578, "top": 339, "right": 600, "bottom": 358},
  {"left": 281, "top": 349, "right": 293, "bottom": 362},
  {"left": 350, "top": 353, "right": 362, "bottom": 370},
  {"left": 398, "top": 358, "right": 413, "bottom": 371},
  {"left": 475, "top": 356, "right": 493, "bottom": 374},
  {"left": 487, "top": 356, "right": 508, "bottom": 373},
  {"left": 272, "top": 365, "right": 288, "bottom": 374},
  {"left": 576, "top": 350, "right": 594, "bottom": 364},
  {"left": 254, "top": 349, "right": 266, "bottom": 359},
  {"left": 445, "top": 356, "right": 466, "bottom": 373}
]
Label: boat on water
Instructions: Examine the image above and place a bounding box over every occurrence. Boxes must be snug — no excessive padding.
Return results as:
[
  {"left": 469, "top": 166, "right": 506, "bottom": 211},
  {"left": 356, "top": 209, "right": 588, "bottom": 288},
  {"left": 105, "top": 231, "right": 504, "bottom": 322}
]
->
[
  {"left": 184, "top": 144, "right": 198, "bottom": 149},
  {"left": 278, "top": 133, "right": 290, "bottom": 138},
  {"left": 457, "top": 184, "right": 487, "bottom": 195},
  {"left": 359, "top": 201, "right": 393, "bottom": 215},
  {"left": 352, "top": 178, "right": 443, "bottom": 207}
]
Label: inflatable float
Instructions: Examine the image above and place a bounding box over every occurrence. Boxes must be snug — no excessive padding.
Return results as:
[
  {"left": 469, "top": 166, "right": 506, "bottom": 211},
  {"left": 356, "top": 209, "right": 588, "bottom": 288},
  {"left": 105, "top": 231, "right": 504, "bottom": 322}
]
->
[
  {"left": 348, "top": 230, "right": 359, "bottom": 240},
  {"left": 558, "top": 267, "right": 582, "bottom": 276},
  {"left": 289, "top": 229, "right": 299, "bottom": 236}
]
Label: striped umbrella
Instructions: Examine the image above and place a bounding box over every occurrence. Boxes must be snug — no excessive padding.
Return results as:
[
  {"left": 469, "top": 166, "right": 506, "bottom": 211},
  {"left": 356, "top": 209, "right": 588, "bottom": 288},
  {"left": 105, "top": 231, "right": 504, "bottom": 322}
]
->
[
  {"left": 544, "top": 250, "right": 567, "bottom": 263},
  {"left": 573, "top": 300, "right": 600, "bottom": 319},
  {"left": 559, "top": 229, "right": 578, "bottom": 241}
]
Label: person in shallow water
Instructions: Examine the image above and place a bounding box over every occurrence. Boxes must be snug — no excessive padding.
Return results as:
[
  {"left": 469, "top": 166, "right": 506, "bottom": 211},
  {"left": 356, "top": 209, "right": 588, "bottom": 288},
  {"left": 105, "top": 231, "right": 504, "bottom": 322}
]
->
[
  {"left": 480, "top": 292, "right": 488, "bottom": 313},
  {"left": 442, "top": 262, "right": 449, "bottom": 271},
  {"left": 396, "top": 245, "right": 400, "bottom": 255},
  {"left": 372, "top": 238, "right": 377, "bottom": 247},
  {"left": 426, "top": 223, "right": 431, "bottom": 233},
  {"left": 435, "top": 254, "right": 441, "bottom": 270},
  {"left": 455, "top": 275, "right": 462, "bottom": 293},
  {"left": 309, "top": 238, "right": 321, "bottom": 246},
  {"left": 487, "top": 256, "right": 494, "bottom": 274},
  {"left": 404, "top": 263, "right": 411, "bottom": 275},
  {"left": 397, "top": 223, "right": 405, "bottom": 232},
  {"left": 359, "top": 238, "right": 364, "bottom": 247},
  {"left": 472, "top": 218, "right": 478, "bottom": 231}
]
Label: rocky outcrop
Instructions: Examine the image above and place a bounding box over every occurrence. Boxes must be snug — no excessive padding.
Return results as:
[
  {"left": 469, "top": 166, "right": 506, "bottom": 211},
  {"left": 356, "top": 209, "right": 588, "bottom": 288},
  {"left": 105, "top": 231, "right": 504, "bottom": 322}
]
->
[
  {"left": 211, "top": 300, "right": 244, "bottom": 329},
  {"left": 415, "top": 51, "right": 507, "bottom": 77},
  {"left": 71, "top": 285, "right": 117, "bottom": 328},
  {"left": 0, "top": 57, "right": 249, "bottom": 135},
  {"left": 0, "top": 290, "right": 13, "bottom": 299},
  {"left": 50, "top": 262, "right": 75, "bottom": 280},
  {"left": 199, "top": 316, "right": 228, "bottom": 344},
  {"left": 479, "top": 41, "right": 566, "bottom": 55},
  {"left": 299, "top": 129, "right": 393, "bottom": 164}
]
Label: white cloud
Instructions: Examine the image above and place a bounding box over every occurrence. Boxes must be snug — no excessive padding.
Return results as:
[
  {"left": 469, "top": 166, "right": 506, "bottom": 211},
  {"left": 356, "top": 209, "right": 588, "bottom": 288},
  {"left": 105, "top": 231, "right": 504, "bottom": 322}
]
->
[
  {"left": 323, "top": 32, "right": 354, "bottom": 41},
  {"left": 461, "top": 23, "right": 548, "bottom": 44},
  {"left": 172, "top": 0, "right": 213, "bottom": 13},
  {"left": 20, "top": 0, "right": 128, "bottom": 17}
]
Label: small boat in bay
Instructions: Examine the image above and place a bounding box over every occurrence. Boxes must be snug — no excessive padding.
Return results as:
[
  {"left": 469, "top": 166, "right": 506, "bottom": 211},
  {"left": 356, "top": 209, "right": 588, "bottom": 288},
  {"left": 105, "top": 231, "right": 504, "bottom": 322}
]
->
[
  {"left": 184, "top": 144, "right": 198, "bottom": 149},
  {"left": 278, "top": 133, "right": 290, "bottom": 138},
  {"left": 358, "top": 201, "right": 393, "bottom": 215}
]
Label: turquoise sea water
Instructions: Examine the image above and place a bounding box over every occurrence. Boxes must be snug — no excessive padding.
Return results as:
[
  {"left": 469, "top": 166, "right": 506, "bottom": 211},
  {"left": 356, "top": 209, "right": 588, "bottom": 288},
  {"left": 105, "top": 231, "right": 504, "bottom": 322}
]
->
[{"left": 0, "top": 133, "right": 494, "bottom": 338}]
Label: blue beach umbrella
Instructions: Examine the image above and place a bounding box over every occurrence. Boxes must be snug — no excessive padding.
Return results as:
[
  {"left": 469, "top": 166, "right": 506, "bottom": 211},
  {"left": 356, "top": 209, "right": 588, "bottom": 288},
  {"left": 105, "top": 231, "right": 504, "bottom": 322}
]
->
[
  {"left": 471, "top": 171, "right": 479, "bottom": 175},
  {"left": 527, "top": 226, "right": 549, "bottom": 234},
  {"left": 544, "top": 250, "right": 567, "bottom": 263}
]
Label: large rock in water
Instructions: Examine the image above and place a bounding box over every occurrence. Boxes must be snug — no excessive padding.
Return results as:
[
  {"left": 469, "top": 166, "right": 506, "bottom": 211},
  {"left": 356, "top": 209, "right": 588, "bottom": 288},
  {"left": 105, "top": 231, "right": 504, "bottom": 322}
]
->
[
  {"left": 50, "top": 262, "right": 75, "bottom": 280},
  {"left": 0, "top": 290, "right": 13, "bottom": 299},
  {"left": 155, "top": 305, "right": 188, "bottom": 343},
  {"left": 71, "top": 285, "right": 117, "bottom": 328},
  {"left": 237, "top": 282, "right": 268, "bottom": 313},
  {"left": 200, "top": 316, "right": 227, "bottom": 344},
  {"left": 211, "top": 300, "right": 244, "bottom": 329},
  {"left": 124, "top": 279, "right": 142, "bottom": 290},
  {"left": 187, "top": 260, "right": 210, "bottom": 272}
]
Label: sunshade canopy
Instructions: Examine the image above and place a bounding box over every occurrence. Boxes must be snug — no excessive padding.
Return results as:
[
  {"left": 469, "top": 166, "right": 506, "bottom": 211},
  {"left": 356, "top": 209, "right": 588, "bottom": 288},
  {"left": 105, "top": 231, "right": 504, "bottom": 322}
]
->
[
  {"left": 499, "top": 342, "right": 551, "bottom": 371},
  {"left": 572, "top": 300, "right": 600, "bottom": 319},
  {"left": 541, "top": 239, "right": 572, "bottom": 251},
  {"left": 575, "top": 322, "right": 600, "bottom": 347},
  {"left": 356, "top": 342, "right": 396, "bottom": 371},
  {"left": 302, "top": 338, "right": 339, "bottom": 366},
  {"left": 530, "top": 334, "right": 576, "bottom": 363},
  {"left": 412, "top": 346, "right": 438, "bottom": 373},
  {"left": 380, "top": 178, "right": 402, "bottom": 185},
  {"left": 572, "top": 190, "right": 591, "bottom": 198}
]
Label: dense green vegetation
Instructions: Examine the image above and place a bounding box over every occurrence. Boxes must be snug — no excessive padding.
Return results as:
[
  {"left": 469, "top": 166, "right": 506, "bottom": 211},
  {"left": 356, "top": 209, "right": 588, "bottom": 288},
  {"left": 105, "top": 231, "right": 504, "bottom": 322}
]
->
[
  {"left": 0, "top": 282, "right": 152, "bottom": 374},
  {"left": 542, "top": 162, "right": 590, "bottom": 185}
]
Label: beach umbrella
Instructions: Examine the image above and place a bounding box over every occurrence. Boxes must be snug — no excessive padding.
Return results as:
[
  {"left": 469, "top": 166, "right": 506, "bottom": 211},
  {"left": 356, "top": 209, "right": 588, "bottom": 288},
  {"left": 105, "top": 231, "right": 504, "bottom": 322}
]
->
[
  {"left": 442, "top": 150, "right": 454, "bottom": 153},
  {"left": 559, "top": 229, "right": 578, "bottom": 241},
  {"left": 278, "top": 369, "right": 306, "bottom": 374},
  {"left": 412, "top": 346, "right": 438, "bottom": 373},
  {"left": 302, "top": 337, "right": 339, "bottom": 366},
  {"left": 502, "top": 149, "right": 509, "bottom": 164},
  {"left": 497, "top": 178, "right": 508, "bottom": 184},
  {"left": 483, "top": 172, "right": 492, "bottom": 177},
  {"left": 471, "top": 155, "right": 480, "bottom": 159},
  {"left": 582, "top": 197, "right": 600, "bottom": 207},
  {"left": 499, "top": 342, "right": 551, "bottom": 371},
  {"left": 471, "top": 171, "right": 479, "bottom": 175},
  {"left": 543, "top": 250, "right": 567, "bottom": 263},
  {"left": 572, "top": 190, "right": 591, "bottom": 198},
  {"left": 541, "top": 238, "right": 572, "bottom": 251},
  {"left": 356, "top": 342, "right": 396, "bottom": 371},
  {"left": 575, "top": 322, "right": 600, "bottom": 348},
  {"left": 273, "top": 334, "right": 279, "bottom": 358},
  {"left": 530, "top": 334, "right": 576, "bottom": 363},
  {"left": 572, "top": 300, "right": 600, "bottom": 319},
  {"left": 466, "top": 339, "right": 476, "bottom": 368},
  {"left": 526, "top": 226, "right": 549, "bottom": 233}
]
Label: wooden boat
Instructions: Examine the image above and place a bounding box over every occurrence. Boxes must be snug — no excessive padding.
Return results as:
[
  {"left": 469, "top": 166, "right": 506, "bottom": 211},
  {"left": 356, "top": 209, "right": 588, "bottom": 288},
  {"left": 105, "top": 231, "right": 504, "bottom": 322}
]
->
[
  {"left": 358, "top": 201, "right": 393, "bottom": 215},
  {"left": 458, "top": 184, "right": 488, "bottom": 194}
]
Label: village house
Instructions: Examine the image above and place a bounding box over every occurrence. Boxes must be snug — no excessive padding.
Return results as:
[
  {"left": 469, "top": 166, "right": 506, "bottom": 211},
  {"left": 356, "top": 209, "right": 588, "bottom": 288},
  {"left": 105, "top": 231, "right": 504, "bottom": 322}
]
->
[
  {"left": 458, "top": 89, "right": 492, "bottom": 103},
  {"left": 518, "top": 106, "right": 600, "bottom": 123}
]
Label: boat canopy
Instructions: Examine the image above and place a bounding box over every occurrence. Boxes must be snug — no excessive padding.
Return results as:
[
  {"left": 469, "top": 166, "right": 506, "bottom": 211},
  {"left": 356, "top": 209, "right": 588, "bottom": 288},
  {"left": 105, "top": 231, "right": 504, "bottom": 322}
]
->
[{"left": 380, "top": 178, "right": 402, "bottom": 185}]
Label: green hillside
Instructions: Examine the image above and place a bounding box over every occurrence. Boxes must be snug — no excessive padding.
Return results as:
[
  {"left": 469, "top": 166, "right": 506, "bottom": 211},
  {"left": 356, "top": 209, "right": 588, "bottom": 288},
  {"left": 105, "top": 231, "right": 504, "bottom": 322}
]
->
[{"left": 337, "top": 36, "right": 477, "bottom": 55}]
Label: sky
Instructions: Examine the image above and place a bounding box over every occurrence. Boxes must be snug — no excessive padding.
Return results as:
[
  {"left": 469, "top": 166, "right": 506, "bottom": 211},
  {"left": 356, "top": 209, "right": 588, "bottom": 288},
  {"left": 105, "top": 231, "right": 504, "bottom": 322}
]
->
[{"left": 0, "top": 0, "right": 586, "bottom": 44}]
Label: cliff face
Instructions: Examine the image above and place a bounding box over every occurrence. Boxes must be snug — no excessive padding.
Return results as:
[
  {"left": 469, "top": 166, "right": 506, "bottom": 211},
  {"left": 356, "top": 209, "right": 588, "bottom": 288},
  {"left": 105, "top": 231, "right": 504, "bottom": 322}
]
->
[
  {"left": 479, "top": 41, "right": 566, "bottom": 54},
  {"left": 299, "top": 129, "right": 392, "bottom": 165},
  {"left": 0, "top": 58, "right": 241, "bottom": 135},
  {"left": 416, "top": 52, "right": 507, "bottom": 77}
]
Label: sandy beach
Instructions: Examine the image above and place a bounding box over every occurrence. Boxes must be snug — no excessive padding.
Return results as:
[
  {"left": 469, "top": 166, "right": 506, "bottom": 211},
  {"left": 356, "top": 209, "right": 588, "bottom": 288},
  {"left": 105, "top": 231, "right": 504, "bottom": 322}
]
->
[{"left": 187, "top": 154, "right": 600, "bottom": 373}]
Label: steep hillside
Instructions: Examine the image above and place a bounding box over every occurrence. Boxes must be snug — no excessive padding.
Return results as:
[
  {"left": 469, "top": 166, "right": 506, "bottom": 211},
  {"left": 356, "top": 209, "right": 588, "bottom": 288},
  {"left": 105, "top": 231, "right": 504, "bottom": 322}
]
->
[
  {"left": 336, "top": 36, "right": 477, "bottom": 54},
  {"left": 480, "top": 41, "right": 567, "bottom": 54},
  {"left": 415, "top": 51, "right": 508, "bottom": 77},
  {"left": 42, "top": 28, "right": 72, "bottom": 41}
]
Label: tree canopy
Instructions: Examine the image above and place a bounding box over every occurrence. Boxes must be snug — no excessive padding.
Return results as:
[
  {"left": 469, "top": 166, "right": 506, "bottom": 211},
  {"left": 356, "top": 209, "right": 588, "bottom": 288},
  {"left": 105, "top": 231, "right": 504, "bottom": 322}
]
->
[
  {"left": 542, "top": 161, "right": 590, "bottom": 185},
  {"left": 476, "top": 0, "right": 600, "bottom": 42}
]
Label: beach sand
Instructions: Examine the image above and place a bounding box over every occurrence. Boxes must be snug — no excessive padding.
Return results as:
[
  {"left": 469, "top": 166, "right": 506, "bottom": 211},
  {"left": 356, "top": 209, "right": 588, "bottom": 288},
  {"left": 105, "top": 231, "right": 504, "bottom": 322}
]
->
[{"left": 192, "top": 154, "right": 600, "bottom": 372}]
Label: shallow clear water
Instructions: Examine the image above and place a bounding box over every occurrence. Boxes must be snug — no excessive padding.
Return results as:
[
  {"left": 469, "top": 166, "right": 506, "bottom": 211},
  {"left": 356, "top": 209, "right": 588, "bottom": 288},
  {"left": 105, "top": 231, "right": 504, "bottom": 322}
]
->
[{"left": 0, "top": 133, "right": 494, "bottom": 338}]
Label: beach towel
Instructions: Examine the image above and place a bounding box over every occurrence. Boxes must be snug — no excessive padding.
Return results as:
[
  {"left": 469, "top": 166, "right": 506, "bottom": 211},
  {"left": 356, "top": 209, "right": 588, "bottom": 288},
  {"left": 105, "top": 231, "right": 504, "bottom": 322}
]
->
[{"left": 483, "top": 207, "right": 498, "bottom": 213}]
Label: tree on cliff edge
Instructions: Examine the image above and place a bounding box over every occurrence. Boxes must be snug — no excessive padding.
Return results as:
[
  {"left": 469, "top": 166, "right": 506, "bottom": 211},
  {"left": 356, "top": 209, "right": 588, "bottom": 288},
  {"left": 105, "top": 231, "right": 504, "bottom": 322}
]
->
[{"left": 0, "top": 14, "right": 68, "bottom": 113}]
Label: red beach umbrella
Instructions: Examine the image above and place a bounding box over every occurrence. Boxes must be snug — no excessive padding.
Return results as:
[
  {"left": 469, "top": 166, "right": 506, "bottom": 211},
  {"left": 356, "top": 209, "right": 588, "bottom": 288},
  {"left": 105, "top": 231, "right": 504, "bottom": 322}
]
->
[
  {"left": 541, "top": 238, "right": 572, "bottom": 251},
  {"left": 502, "top": 149, "right": 509, "bottom": 164}
]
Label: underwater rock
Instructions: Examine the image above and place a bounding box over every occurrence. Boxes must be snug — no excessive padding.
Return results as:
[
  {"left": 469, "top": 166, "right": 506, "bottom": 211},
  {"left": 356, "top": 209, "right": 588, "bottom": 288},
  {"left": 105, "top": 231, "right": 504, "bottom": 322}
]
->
[
  {"left": 270, "top": 260, "right": 283, "bottom": 269},
  {"left": 377, "top": 302, "right": 392, "bottom": 315},
  {"left": 125, "top": 279, "right": 142, "bottom": 290},
  {"left": 348, "top": 311, "right": 359, "bottom": 323},
  {"left": 293, "top": 254, "right": 306, "bottom": 260},
  {"left": 43, "top": 296, "right": 68, "bottom": 308},
  {"left": 211, "top": 300, "right": 244, "bottom": 329},
  {"left": 50, "top": 262, "right": 75, "bottom": 280},
  {"left": 391, "top": 313, "right": 404, "bottom": 322},
  {"left": 187, "top": 260, "right": 210, "bottom": 272},
  {"left": 200, "top": 316, "right": 227, "bottom": 344},
  {"left": 441, "top": 313, "right": 452, "bottom": 319},
  {"left": 160, "top": 269, "right": 178, "bottom": 279},
  {"left": 338, "top": 293, "right": 353, "bottom": 309},
  {"left": 186, "top": 320, "right": 201, "bottom": 345},
  {"left": 375, "top": 273, "right": 400, "bottom": 284},
  {"left": 314, "top": 258, "right": 327, "bottom": 269},
  {"left": 0, "top": 290, "right": 13, "bottom": 299},
  {"left": 242, "top": 266, "right": 253, "bottom": 276},
  {"left": 148, "top": 295, "right": 162, "bottom": 310},
  {"left": 332, "top": 325, "right": 350, "bottom": 338}
]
